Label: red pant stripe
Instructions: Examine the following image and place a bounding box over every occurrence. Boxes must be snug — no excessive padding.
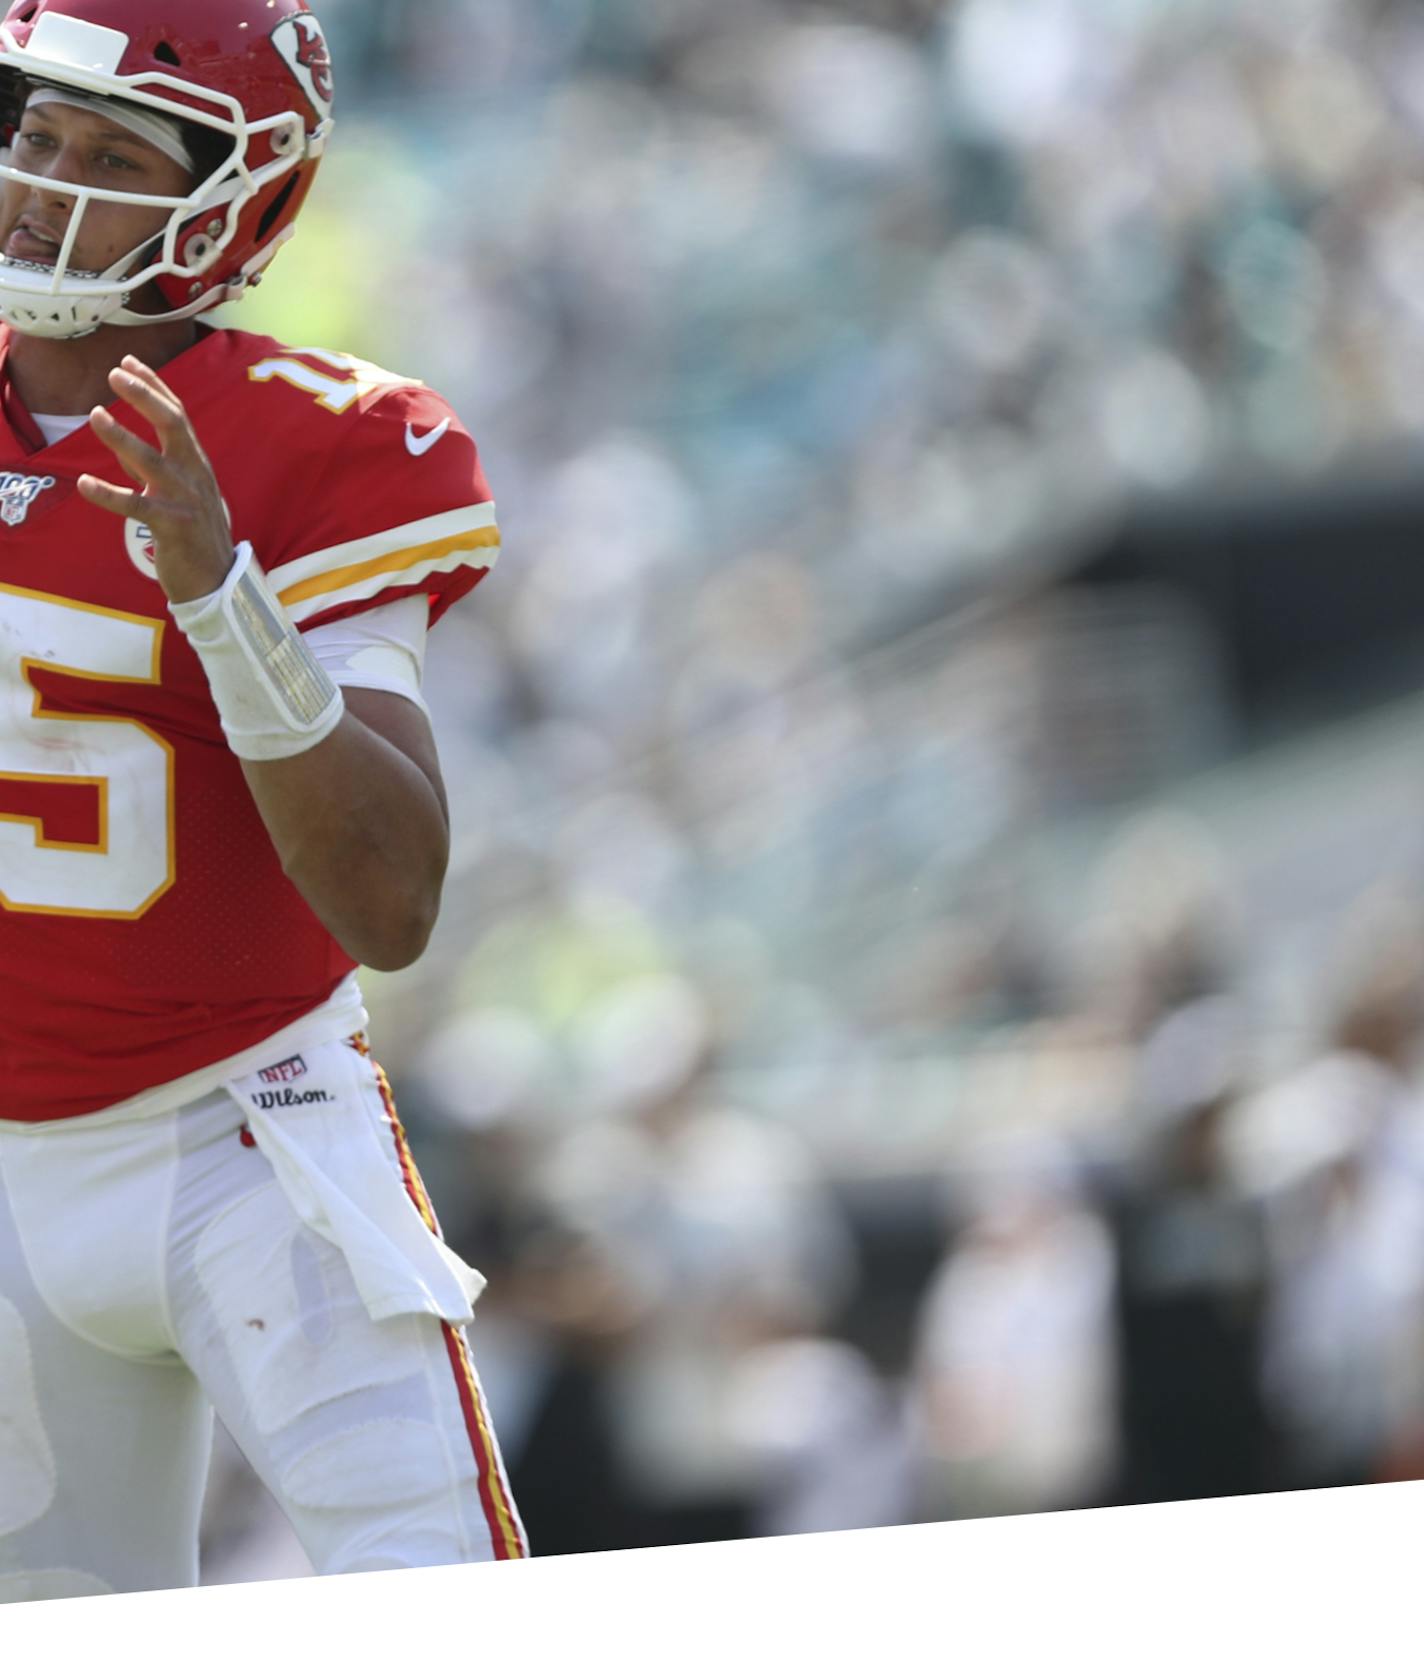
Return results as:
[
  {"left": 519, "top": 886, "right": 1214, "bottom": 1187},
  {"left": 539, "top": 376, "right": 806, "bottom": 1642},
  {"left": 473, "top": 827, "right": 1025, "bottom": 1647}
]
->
[
  {"left": 369, "top": 1051, "right": 527, "bottom": 1559},
  {"left": 441, "top": 1321, "right": 527, "bottom": 1560}
]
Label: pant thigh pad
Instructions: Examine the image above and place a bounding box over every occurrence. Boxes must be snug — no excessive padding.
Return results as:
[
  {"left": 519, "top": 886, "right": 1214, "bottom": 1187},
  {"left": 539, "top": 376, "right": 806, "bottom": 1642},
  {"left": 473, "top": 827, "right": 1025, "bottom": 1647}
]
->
[{"left": 0, "top": 1297, "right": 56, "bottom": 1537}]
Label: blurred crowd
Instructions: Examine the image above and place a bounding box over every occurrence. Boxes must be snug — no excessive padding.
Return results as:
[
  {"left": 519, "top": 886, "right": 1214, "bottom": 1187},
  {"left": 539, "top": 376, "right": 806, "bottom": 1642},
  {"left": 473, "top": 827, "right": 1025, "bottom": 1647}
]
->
[
  {"left": 203, "top": 848, "right": 1424, "bottom": 1570},
  {"left": 203, "top": 0, "right": 1424, "bottom": 1571}
]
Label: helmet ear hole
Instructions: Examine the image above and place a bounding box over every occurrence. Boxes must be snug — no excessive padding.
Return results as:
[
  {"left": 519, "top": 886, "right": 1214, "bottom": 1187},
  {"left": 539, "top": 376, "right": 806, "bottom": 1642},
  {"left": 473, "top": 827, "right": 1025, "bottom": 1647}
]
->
[
  {"left": 256, "top": 173, "right": 300, "bottom": 243},
  {"left": 154, "top": 41, "right": 180, "bottom": 67},
  {"left": 13, "top": 3, "right": 37, "bottom": 21}
]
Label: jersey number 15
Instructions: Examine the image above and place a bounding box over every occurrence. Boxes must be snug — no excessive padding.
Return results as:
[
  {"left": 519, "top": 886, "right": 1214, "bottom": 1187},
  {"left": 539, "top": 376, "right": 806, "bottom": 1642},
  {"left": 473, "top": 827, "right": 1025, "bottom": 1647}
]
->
[{"left": 0, "top": 586, "right": 173, "bottom": 919}]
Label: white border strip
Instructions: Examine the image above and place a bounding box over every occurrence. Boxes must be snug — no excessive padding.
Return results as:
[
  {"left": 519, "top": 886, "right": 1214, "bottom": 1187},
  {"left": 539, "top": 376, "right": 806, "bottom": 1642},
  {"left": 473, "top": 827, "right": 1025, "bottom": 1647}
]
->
[
  {"left": 272, "top": 502, "right": 499, "bottom": 602},
  {"left": 284, "top": 545, "right": 498, "bottom": 626},
  {"left": 0, "top": 1486, "right": 1419, "bottom": 1657}
]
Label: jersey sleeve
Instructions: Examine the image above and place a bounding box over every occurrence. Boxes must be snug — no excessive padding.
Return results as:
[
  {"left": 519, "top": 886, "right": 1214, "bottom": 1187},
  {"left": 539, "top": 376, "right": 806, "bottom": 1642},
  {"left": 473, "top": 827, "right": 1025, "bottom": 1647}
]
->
[{"left": 258, "top": 379, "right": 501, "bottom": 635}]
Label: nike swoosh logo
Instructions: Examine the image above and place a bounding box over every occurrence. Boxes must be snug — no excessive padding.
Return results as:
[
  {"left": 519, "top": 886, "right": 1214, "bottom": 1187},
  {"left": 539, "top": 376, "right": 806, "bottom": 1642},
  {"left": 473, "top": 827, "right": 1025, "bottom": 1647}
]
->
[{"left": 406, "top": 418, "right": 452, "bottom": 458}]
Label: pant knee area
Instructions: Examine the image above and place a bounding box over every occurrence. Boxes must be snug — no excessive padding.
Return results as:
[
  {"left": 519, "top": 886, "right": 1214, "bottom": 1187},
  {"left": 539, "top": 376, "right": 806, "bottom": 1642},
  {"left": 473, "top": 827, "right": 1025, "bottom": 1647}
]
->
[
  {"left": 0, "top": 1569, "right": 117, "bottom": 1603},
  {"left": 264, "top": 1411, "right": 502, "bottom": 1574},
  {"left": 0, "top": 1295, "right": 58, "bottom": 1539},
  {"left": 312, "top": 1508, "right": 501, "bottom": 1577},
  {"left": 276, "top": 1414, "right": 454, "bottom": 1512}
]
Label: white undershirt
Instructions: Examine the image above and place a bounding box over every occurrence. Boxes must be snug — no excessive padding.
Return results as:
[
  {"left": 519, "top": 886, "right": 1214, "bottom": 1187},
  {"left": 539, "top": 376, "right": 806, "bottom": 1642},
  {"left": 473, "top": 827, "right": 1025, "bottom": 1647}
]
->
[
  {"left": 32, "top": 411, "right": 89, "bottom": 446},
  {"left": 306, "top": 595, "right": 430, "bottom": 711}
]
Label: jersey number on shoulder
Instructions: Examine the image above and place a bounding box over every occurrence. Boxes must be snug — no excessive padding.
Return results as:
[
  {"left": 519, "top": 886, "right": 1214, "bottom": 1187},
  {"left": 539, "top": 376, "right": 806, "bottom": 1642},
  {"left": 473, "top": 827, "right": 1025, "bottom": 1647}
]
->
[
  {"left": 247, "top": 348, "right": 418, "bottom": 414},
  {"left": 0, "top": 587, "right": 174, "bottom": 919}
]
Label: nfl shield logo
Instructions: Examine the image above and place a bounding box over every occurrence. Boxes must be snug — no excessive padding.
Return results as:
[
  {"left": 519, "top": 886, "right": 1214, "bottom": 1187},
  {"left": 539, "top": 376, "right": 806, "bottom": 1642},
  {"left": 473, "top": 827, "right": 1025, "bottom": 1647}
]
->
[{"left": 0, "top": 472, "right": 56, "bottom": 527}]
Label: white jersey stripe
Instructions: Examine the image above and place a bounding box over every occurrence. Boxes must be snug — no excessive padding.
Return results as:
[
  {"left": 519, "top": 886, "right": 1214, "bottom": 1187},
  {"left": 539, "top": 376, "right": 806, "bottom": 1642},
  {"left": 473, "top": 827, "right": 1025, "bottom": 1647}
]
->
[
  {"left": 269, "top": 502, "right": 498, "bottom": 600},
  {"left": 283, "top": 543, "right": 500, "bottom": 626}
]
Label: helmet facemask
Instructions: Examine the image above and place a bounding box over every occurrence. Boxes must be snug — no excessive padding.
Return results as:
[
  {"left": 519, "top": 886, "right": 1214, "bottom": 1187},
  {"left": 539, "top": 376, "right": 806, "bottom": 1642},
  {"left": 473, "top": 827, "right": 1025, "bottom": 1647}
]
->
[{"left": 0, "top": 46, "right": 312, "bottom": 338}]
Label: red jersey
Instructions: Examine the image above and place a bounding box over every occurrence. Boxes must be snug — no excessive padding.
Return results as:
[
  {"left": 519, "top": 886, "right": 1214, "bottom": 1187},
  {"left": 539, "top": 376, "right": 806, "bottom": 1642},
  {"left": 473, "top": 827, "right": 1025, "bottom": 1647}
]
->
[{"left": 0, "top": 326, "right": 499, "bottom": 1123}]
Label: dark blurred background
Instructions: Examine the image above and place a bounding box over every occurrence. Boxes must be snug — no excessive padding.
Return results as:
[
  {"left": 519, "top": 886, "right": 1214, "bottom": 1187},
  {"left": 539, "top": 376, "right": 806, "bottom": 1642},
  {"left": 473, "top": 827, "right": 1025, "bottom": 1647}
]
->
[{"left": 203, "top": 0, "right": 1424, "bottom": 1577}]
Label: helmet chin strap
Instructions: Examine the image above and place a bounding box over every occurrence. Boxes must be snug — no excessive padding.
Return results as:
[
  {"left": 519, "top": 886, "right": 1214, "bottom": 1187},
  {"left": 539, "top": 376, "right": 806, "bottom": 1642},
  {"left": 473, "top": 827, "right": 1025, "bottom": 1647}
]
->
[
  {"left": 2, "top": 254, "right": 102, "bottom": 281},
  {"left": 0, "top": 268, "right": 129, "bottom": 337},
  {"left": 0, "top": 218, "right": 150, "bottom": 339},
  {"left": 0, "top": 210, "right": 155, "bottom": 339}
]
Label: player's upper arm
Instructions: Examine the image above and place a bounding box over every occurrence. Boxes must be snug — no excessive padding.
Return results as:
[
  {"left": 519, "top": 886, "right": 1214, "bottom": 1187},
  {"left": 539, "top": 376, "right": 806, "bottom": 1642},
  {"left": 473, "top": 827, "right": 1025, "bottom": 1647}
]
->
[{"left": 343, "top": 686, "right": 450, "bottom": 832}]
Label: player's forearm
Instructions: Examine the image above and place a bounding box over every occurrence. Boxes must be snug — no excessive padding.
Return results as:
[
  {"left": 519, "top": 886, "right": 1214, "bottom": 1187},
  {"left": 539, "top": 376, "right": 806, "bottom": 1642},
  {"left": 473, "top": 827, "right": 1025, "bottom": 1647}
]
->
[{"left": 239, "top": 712, "right": 450, "bottom": 972}]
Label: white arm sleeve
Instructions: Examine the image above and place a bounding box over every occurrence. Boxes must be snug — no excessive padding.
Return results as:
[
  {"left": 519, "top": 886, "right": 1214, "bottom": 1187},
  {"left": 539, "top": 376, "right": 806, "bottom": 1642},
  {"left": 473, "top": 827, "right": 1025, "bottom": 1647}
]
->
[{"left": 302, "top": 597, "right": 431, "bottom": 715}]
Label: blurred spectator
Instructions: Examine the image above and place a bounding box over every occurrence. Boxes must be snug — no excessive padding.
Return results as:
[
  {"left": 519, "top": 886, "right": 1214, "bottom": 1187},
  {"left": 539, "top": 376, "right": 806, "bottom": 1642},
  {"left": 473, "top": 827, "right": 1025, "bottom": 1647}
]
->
[
  {"left": 463, "top": 1210, "right": 650, "bottom": 1557},
  {"left": 1243, "top": 905, "right": 1424, "bottom": 1490},
  {"left": 516, "top": 974, "right": 863, "bottom": 1543},
  {"left": 912, "top": 1144, "right": 1119, "bottom": 1520},
  {"left": 1105, "top": 1081, "right": 1277, "bottom": 1505},
  {"left": 725, "top": 1336, "right": 917, "bottom": 1537}
]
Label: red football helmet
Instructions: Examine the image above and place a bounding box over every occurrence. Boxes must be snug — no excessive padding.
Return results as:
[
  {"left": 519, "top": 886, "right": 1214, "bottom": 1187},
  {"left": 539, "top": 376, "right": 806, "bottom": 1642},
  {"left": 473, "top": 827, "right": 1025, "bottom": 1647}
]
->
[{"left": 0, "top": 0, "right": 334, "bottom": 336}]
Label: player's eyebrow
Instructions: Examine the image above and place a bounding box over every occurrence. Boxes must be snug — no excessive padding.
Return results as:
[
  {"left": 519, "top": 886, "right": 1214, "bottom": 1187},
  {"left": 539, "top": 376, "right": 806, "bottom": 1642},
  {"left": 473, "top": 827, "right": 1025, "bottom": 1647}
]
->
[{"left": 23, "top": 105, "right": 155, "bottom": 149}]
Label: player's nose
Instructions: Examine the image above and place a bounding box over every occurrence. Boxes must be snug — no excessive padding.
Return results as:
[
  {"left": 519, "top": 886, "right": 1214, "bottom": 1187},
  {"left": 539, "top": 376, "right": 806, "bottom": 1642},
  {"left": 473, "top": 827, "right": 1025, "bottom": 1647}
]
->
[{"left": 31, "top": 144, "right": 85, "bottom": 201}]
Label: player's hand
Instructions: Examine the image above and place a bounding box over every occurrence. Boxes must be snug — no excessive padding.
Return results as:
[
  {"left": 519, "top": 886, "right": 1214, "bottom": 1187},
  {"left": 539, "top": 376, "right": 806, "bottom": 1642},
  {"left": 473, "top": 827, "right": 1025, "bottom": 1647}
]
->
[{"left": 78, "top": 355, "right": 237, "bottom": 605}]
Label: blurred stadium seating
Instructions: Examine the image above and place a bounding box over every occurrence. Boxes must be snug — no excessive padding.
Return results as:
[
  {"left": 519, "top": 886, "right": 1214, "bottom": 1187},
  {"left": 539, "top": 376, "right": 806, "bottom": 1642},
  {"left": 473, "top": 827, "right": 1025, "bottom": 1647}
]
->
[{"left": 204, "top": 0, "right": 1424, "bottom": 1574}]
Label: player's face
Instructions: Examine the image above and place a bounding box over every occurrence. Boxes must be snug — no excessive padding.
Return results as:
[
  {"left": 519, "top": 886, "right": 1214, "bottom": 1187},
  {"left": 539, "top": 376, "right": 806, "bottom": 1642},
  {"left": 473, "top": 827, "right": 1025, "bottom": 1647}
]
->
[{"left": 0, "top": 100, "right": 191, "bottom": 277}]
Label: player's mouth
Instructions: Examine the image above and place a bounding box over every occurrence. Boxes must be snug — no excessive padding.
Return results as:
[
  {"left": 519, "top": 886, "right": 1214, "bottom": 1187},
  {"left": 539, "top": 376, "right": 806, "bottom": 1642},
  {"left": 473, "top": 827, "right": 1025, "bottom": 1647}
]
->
[{"left": 4, "top": 217, "right": 65, "bottom": 264}]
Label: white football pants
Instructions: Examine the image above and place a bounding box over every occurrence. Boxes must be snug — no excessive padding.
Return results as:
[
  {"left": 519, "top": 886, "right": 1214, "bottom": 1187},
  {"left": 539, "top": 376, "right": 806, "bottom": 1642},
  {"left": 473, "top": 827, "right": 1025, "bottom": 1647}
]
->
[{"left": 0, "top": 1035, "right": 525, "bottom": 1600}]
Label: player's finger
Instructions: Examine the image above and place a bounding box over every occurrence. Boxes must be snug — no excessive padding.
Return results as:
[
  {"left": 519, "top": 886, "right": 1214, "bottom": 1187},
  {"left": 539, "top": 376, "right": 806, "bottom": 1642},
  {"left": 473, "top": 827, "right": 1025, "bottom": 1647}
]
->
[
  {"left": 114, "top": 359, "right": 219, "bottom": 477},
  {"left": 89, "top": 406, "right": 168, "bottom": 487},
  {"left": 120, "top": 354, "right": 180, "bottom": 400},
  {"left": 76, "top": 473, "right": 147, "bottom": 520},
  {"left": 117, "top": 356, "right": 190, "bottom": 430},
  {"left": 118, "top": 354, "right": 185, "bottom": 407},
  {"left": 109, "top": 365, "right": 183, "bottom": 426},
  {"left": 108, "top": 367, "right": 196, "bottom": 455}
]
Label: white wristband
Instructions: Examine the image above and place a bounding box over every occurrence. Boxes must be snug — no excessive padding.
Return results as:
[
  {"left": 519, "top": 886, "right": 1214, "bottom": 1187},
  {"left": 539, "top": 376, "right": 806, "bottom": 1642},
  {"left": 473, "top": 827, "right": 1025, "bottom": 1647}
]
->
[{"left": 170, "top": 542, "right": 345, "bottom": 761}]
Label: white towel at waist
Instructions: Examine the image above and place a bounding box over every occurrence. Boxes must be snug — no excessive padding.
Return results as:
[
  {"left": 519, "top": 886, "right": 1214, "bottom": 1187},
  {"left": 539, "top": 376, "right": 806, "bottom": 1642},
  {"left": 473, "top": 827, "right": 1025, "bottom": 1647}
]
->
[{"left": 224, "top": 1071, "right": 485, "bottom": 1327}]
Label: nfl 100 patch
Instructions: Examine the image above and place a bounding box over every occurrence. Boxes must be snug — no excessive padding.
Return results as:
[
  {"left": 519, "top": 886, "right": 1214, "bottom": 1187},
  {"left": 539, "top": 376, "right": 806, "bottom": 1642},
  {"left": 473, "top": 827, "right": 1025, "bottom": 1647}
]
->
[{"left": 0, "top": 472, "right": 57, "bottom": 528}]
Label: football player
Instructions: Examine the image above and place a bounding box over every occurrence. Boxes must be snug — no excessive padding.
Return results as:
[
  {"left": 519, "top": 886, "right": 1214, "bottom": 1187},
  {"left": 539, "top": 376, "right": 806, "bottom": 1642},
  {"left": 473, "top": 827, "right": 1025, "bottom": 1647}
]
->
[{"left": 0, "top": 0, "right": 527, "bottom": 1598}]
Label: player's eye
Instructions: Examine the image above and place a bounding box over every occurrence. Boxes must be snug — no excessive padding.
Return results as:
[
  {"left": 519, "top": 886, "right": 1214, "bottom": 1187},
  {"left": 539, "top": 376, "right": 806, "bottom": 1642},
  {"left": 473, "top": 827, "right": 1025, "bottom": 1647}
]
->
[{"left": 10, "top": 130, "right": 54, "bottom": 169}]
